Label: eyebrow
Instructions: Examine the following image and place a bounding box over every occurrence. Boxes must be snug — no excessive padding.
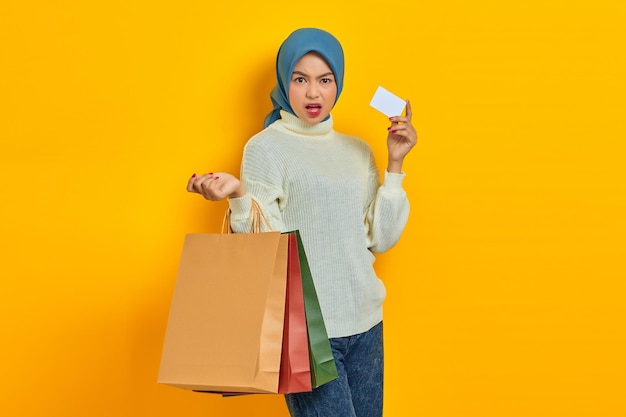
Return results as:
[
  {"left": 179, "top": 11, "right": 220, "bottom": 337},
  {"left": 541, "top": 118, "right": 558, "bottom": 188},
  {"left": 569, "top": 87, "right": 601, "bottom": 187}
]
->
[{"left": 292, "top": 70, "right": 335, "bottom": 78}]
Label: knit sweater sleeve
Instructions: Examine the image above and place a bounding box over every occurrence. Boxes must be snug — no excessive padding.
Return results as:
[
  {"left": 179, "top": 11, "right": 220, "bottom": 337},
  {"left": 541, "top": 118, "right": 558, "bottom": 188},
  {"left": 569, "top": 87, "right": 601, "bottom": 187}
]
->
[
  {"left": 364, "top": 154, "right": 410, "bottom": 253},
  {"left": 227, "top": 136, "right": 286, "bottom": 233}
]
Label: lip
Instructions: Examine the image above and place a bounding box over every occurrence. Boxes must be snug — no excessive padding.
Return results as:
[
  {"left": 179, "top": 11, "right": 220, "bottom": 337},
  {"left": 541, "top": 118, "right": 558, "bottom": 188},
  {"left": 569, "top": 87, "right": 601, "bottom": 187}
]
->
[{"left": 305, "top": 103, "right": 322, "bottom": 116}]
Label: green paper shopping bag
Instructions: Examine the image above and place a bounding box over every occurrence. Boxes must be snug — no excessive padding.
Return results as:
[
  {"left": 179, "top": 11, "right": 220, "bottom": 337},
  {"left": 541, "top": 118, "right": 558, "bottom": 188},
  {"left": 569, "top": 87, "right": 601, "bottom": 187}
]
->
[{"left": 292, "top": 230, "right": 339, "bottom": 388}]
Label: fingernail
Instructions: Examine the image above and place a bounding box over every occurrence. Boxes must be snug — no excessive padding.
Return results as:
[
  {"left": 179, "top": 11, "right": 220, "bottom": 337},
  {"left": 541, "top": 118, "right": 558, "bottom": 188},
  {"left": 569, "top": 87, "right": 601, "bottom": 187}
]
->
[
  {"left": 208, "top": 172, "right": 213, "bottom": 175},
  {"left": 389, "top": 117, "right": 394, "bottom": 121},
  {"left": 387, "top": 127, "right": 391, "bottom": 131},
  {"left": 391, "top": 130, "right": 397, "bottom": 133},
  {"left": 192, "top": 173, "right": 196, "bottom": 178},
  {"left": 214, "top": 176, "right": 220, "bottom": 180}
]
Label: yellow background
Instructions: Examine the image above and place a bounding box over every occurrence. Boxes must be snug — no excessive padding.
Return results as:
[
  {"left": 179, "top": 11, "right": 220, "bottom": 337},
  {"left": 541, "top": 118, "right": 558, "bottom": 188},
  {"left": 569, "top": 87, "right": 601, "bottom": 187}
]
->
[{"left": 1, "top": 1, "right": 625, "bottom": 416}]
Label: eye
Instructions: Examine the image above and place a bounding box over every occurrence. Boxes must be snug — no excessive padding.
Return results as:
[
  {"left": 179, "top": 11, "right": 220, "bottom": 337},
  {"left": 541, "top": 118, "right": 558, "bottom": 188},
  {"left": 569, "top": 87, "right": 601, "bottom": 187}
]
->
[
  {"left": 321, "top": 77, "right": 334, "bottom": 84},
  {"left": 293, "top": 77, "right": 306, "bottom": 84}
]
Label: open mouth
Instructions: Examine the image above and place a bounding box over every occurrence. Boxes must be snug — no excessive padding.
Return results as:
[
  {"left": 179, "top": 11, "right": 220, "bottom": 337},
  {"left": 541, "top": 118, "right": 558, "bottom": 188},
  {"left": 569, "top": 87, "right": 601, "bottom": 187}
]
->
[{"left": 305, "top": 104, "right": 322, "bottom": 116}]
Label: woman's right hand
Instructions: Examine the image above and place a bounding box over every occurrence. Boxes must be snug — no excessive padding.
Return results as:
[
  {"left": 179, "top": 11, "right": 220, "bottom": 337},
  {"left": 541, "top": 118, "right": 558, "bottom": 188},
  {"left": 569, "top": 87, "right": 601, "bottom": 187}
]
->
[{"left": 187, "top": 172, "right": 245, "bottom": 200}]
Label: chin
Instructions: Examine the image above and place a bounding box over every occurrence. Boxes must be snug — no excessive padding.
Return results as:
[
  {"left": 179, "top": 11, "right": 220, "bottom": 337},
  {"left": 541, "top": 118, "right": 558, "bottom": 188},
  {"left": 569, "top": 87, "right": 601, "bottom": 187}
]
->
[{"left": 300, "top": 112, "right": 328, "bottom": 125}]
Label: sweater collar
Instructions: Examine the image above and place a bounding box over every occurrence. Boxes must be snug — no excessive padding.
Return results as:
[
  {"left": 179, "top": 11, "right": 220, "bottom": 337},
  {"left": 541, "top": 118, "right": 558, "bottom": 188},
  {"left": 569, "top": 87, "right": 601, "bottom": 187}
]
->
[{"left": 275, "top": 110, "right": 334, "bottom": 137}]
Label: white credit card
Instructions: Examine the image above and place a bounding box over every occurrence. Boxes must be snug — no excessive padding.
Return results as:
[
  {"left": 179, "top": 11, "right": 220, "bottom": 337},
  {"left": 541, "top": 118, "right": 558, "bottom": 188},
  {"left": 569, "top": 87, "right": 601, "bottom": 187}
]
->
[{"left": 369, "top": 86, "right": 406, "bottom": 117}]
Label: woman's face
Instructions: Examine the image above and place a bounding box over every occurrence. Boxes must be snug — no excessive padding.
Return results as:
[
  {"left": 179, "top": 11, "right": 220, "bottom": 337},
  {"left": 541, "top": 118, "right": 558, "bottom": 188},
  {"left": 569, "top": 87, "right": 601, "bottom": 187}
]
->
[{"left": 288, "top": 52, "right": 337, "bottom": 124}]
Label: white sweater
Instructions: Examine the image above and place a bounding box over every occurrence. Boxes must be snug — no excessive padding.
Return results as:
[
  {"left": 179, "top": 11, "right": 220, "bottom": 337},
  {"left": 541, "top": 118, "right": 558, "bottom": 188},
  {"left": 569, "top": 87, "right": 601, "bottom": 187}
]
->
[{"left": 228, "top": 110, "right": 409, "bottom": 338}]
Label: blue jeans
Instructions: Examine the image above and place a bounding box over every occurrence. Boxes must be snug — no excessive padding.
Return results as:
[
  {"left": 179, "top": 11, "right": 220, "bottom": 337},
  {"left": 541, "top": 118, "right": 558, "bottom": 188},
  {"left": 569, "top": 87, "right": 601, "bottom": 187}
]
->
[{"left": 285, "top": 322, "right": 384, "bottom": 417}]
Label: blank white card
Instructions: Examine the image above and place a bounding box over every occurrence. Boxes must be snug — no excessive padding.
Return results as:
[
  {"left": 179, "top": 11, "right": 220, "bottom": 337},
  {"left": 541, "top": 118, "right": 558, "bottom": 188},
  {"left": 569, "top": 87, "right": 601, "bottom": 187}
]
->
[{"left": 369, "top": 86, "right": 406, "bottom": 117}]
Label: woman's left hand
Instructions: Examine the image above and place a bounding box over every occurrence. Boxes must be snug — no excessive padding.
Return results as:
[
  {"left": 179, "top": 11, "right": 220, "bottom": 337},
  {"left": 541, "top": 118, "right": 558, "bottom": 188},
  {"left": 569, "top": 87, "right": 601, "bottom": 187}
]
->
[{"left": 386, "top": 100, "right": 418, "bottom": 173}]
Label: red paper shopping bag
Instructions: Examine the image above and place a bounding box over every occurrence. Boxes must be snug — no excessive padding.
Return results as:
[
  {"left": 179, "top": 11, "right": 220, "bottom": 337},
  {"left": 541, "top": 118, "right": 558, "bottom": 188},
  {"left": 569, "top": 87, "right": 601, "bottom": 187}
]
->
[{"left": 278, "top": 232, "right": 312, "bottom": 393}]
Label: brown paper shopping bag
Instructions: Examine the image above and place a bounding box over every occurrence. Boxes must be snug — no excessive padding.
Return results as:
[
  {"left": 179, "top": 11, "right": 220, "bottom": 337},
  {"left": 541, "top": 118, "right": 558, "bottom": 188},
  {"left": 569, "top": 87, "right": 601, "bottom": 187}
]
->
[{"left": 158, "top": 230, "right": 289, "bottom": 394}]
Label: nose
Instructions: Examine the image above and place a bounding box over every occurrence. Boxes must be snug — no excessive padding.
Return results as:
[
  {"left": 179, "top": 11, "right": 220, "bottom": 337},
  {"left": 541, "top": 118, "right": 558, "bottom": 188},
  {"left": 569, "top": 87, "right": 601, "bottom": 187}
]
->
[{"left": 306, "top": 83, "right": 319, "bottom": 98}]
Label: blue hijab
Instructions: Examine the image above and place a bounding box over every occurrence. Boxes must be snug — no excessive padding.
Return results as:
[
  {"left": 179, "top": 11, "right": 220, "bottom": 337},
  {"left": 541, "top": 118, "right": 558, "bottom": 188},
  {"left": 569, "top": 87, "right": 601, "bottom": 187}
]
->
[{"left": 264, "top": 28, "right": 345, "bottom": 128}]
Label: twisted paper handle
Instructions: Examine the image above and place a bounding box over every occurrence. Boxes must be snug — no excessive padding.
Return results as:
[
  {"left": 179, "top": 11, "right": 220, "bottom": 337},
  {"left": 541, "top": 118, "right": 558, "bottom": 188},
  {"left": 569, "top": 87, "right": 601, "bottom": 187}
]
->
[{"left": 222, "top": 198, "right": 274, "bottom": 234}]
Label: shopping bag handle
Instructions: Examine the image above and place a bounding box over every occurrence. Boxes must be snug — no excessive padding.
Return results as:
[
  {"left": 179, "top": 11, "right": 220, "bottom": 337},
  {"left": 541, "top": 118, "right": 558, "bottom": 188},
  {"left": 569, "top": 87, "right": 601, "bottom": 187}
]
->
[{"left": 222, "top": 198, "right": 275, "bottom": 234}]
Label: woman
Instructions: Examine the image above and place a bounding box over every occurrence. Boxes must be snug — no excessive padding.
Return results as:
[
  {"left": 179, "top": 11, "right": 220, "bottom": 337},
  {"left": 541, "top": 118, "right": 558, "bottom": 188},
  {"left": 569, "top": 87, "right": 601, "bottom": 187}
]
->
[{"left": 187, "top": 27, "right": 417, "bottom": 417}]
